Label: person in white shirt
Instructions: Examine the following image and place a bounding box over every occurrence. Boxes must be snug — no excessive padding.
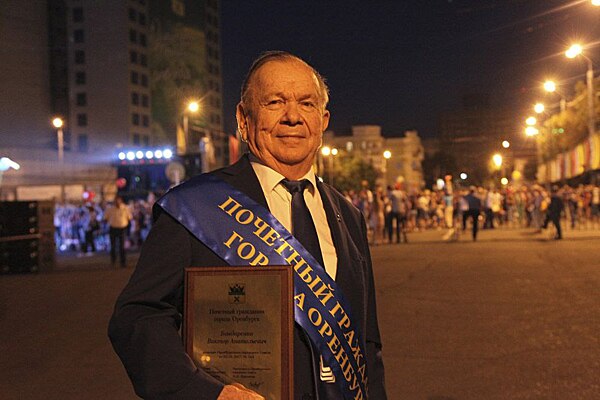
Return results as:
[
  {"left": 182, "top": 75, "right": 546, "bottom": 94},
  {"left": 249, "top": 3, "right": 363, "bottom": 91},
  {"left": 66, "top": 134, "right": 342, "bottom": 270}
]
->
[{"left": 104, "top": 196, "right": 132, "bottom": 267}]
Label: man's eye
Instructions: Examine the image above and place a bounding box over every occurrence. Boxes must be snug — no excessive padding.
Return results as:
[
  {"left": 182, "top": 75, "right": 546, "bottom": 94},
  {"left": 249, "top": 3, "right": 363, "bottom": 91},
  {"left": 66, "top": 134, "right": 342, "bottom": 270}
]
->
[
  {"left": 265, "top": 100, "right": 284, "bottom": 109},
  {"left": 300, "top": 101, "right": 316, "bottom": 110}
]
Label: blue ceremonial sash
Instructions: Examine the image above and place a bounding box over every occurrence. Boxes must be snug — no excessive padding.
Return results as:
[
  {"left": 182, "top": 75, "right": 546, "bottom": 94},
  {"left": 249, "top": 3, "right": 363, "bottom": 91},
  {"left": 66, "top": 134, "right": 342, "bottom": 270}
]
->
[{"left": 158, "top": 174, "right": 369, "bottom": 399}]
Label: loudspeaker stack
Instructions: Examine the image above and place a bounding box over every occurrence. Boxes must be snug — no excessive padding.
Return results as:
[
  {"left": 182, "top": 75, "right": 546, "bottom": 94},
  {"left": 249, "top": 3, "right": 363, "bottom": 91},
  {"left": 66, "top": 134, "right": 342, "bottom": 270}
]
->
[{"left": 0, "top": 201, "right": 56, "bottom": 274}]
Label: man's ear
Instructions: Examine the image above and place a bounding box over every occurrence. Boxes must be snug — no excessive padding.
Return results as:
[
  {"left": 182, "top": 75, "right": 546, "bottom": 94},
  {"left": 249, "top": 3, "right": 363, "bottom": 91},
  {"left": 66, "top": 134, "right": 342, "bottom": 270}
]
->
[
  {"left": 235, "top": 102, "right": 248, "bottom": 141},
  {"left": 322, "top": 109, "right": 330, "bottom": 132}
]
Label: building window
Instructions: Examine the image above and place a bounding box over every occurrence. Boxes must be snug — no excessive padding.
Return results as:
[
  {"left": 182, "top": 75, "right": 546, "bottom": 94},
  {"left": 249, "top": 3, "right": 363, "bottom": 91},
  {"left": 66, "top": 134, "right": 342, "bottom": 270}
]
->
[
  {"left": 75, "top": 50, "right": 85, "bottom": 64},
  {"left": 129, "top": 29, "right": 137, "bottom": 43},
  {"left": 131, "top": 92, "right": 139, "bottom": 105},
  {"left": 142, "top": 135, "right": 149, "bottom": 146},
  {"left": 132, "top": 113, "right": 140, "bottom": 125},
  {"left": 75, "top": 71, "right": 86, "bottom": 84},
  {"left": 142, "top": 115, "right": 149, "bottom": 127},
  {"left": 73, "top": 29, "right": 84, "bottom": 43},
  {"left": 139, "top": 13, "right": 146, "bottom": 26},
  {"left": 142, "top": 94, "right": 149, "bottom": 107},
  {"left": 128, "top": 8, "right": 136, "bottom": 21},
  {"left": 139, "top": 33, "right": 147, "bottom": 47},
  {"left": 77, "top": 134, "right": 88, "bottom": 152},
  {"left": 77, "top": 113, "right": 88, "bottom": 126},
  {"left": 130, "top": 50, "right": 138, "bottom": 64},
  {"left": 72, "top": 7, "right": 83, "bottom": 23},
  {"left": 140, "top": 54, "right": 147, "bottom": 66},
  {"left": 76, "top": 92, "right": 87, "bottom": 106},
  {"left": 130, "top": 71, "right": 139, "bottom": 84},
  {"left": 141, "top": 74, "right": 148, "bottom": 87},
  {"left": 132, "top": 133, "right": 140, "bottom": 145}
]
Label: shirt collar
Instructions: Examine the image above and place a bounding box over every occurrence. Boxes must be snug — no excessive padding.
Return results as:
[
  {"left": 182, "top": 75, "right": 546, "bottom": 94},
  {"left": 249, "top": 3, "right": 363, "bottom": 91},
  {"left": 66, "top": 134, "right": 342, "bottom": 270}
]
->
[{"left": 249, "top": 154, "right": 317, "bottom": 195}]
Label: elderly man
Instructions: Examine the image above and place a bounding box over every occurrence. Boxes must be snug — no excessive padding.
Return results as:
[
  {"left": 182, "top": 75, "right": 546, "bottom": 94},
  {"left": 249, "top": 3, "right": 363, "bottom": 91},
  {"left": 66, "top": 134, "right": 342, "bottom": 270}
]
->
[{"left": 109, "top": 51, "right": 387, "bottom": 400}]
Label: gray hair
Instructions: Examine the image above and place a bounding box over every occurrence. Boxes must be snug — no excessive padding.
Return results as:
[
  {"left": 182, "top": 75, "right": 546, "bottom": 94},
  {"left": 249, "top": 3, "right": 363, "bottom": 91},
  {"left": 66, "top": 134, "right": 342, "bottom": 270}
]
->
[{"left": 239, "top": 51, "right": 330, "bottom": 112}]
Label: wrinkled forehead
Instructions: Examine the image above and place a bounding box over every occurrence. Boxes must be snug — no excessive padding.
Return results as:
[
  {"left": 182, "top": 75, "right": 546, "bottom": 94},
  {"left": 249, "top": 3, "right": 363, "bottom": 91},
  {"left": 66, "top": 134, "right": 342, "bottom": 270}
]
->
[{"left": 249, "top": 60, "right": 323, "bottom": 100}]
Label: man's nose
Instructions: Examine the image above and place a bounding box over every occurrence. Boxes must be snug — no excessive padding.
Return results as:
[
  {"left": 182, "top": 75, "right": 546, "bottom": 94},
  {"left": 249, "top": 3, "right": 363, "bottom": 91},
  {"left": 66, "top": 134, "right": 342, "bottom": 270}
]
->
[{"left": 281, "top": 101, "right": 302, "bottom": 125}]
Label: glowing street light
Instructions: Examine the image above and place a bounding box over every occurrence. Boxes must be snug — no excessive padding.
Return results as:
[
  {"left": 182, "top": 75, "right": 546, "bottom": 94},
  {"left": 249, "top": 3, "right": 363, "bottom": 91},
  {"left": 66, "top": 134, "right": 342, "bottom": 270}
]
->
[
  {"left": 525, "top": 126, "right": 539, "bottom": 136},
  {"left": 543, "top": 80, "right": 556, "bottom": 93},
  {"left": 383, "top": 150, "right": 391, "bottom": 159},
  {"left": 321, "top": 146, "right": 331, "bottom": 156},
  {"left": 492, "top": 153, "right": 503, "bottom": 168},
  {"left": 502, "top": 140, "right": 510, "bottom": 149},
  {"left": 187, "top": 101, "right": 200, "bottom": 113},
  {"left": 565, "top": 43, "right": 595, "bottom": 137},
  {"left": 565, "top": 44, "right": 583, "bottom": 59},
  {"left": 534, "top": 103, "right": 545, "bottom": 114},
  {"left": 500, "top": 177, "right": 509, "bottom": 186},
  {"left": 526, "top": 116, "right": 537, "bottom": 126}
]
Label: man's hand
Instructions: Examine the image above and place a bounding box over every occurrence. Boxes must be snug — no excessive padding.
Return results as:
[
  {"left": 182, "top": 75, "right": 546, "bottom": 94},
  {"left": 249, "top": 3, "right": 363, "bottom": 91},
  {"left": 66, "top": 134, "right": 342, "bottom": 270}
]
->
[{"left": 217, "top": 384, "right": 265, "bottom": 400}]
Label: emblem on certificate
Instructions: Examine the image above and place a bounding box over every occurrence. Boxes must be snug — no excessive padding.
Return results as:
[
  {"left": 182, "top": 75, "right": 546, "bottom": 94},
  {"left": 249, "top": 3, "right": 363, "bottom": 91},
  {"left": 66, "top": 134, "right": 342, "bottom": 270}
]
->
[{"left": 184, "top": 266, "right": 293, "bottom": 399}]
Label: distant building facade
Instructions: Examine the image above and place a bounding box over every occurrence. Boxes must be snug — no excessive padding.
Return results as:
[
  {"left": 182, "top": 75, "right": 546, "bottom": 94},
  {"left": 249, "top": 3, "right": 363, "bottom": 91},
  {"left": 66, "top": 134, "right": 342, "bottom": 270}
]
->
[
  {"left": 323, "top": 125, "right": 425, "bottom": 192},
  {"left": 0, "top": 0, "right": 223, "bottom": 200}
]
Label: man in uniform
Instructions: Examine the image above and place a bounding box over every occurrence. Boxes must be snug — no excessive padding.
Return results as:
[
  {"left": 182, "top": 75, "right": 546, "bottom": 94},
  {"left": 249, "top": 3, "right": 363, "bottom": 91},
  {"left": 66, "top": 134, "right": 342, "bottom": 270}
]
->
[{"left": 109, "top": 51, "right": 387, "bottom": 400}]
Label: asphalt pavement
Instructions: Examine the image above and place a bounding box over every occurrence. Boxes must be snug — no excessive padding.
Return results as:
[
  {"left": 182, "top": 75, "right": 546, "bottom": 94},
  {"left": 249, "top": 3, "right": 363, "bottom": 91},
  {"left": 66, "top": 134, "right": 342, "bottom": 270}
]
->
[{"left": 1, "top": 226, "right": 599, "bottom": 399}]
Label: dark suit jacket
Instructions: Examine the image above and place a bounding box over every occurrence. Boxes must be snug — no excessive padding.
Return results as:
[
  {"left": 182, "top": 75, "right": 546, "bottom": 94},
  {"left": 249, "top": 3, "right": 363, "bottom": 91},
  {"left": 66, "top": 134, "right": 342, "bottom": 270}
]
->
[{"left": 108, "top": 155, "right": 387, "bottom": 399}]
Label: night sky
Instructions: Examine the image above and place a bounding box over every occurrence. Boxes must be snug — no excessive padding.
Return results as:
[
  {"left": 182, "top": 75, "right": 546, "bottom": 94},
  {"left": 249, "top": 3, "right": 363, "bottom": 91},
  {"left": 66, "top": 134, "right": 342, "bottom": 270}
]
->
[{"left": 221, "top": 0, "right": 600, "bottom": 138}]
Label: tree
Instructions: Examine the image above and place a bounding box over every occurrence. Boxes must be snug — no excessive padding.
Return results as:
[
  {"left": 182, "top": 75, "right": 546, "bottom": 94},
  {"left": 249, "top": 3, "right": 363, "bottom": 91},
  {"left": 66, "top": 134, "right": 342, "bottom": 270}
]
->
[{"left": 326, "top": 154, "right": 378, "bottom": 192}]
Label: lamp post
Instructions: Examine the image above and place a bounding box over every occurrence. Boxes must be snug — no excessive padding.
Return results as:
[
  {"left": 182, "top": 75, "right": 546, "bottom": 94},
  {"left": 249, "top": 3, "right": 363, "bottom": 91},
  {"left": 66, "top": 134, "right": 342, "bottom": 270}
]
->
[
  {"left": 320, "top": 146, "right": 337, "bottom": 185},
  {"left": 566, "top": 44, "right": 596, "bottom": 137},
  {"left": 52, "top": 117, "right": 65, "bottom": 200},
  {"left": 543, "top": 80, "right": 567, "bottom": 112},
  {"left": 180, "top": 101, "right": 200, "bottom": 155},
  {"left": 382, "top": 150, "right": 391, "bottom": 184}
]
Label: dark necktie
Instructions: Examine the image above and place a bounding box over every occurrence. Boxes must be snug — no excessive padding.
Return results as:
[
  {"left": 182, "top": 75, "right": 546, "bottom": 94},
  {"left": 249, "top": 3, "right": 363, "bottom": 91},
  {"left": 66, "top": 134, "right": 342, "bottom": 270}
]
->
[{"left": 281, "top": 179, "right": 325, "bottom": 269}]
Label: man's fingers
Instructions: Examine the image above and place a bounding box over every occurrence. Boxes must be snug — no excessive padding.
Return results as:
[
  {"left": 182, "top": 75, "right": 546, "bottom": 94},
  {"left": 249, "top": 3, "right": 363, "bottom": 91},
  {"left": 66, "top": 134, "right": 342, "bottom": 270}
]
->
[{"left": 217, "top": 384, "right": 265, "bottom": 400}]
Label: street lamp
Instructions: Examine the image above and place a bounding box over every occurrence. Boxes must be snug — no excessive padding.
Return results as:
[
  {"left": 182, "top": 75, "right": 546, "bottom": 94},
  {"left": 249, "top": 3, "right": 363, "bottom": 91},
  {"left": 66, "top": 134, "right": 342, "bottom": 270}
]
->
[
  {"left": 180, "top": 101, "right": 200, "bottom": 155},
  {"left": 534, "top": 103, "right": 545, "bottom": 114},
  {"left": 543, "top": 80, "right": 567, "bottom": 111},
  {"left": 382, "top": 150, "right": 391, "bottom": 184},
  {"left": 502, "top": 140, "right": 510, "bottom": 149},
  {"left": 320, "top": 146, "right": 337, "bottom": 185},
  {"left": 52, "top": 117, "right": 64, "bottom": 164},
  {"left": 565, "top": 43, "right": 596, "bottom": 137},
  {"left": 525, "top": 126, "right": 539, "bottom": 136},
  {"left": 492, "top": 153, "right": 503, "bottom": 169},
  {"left": 526, "top": 116, "right": 537, "bottom": 126}
]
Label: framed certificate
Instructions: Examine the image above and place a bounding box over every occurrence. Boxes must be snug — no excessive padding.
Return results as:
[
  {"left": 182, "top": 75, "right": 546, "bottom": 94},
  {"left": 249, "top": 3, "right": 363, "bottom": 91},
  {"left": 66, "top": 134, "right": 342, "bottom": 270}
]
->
[{"left": 184, "top": 266, "right": 293, "bottom": 399}]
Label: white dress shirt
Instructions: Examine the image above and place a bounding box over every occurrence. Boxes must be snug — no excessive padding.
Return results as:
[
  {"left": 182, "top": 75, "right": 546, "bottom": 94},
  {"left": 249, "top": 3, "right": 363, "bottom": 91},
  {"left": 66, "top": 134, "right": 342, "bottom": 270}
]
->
[{"left": 250, "top": 158, "right": 338, "bottom": 280}]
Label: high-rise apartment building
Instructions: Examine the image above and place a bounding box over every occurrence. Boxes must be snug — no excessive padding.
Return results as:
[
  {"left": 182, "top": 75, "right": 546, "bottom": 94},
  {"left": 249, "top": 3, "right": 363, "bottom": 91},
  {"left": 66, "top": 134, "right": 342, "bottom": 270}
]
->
[{"left": 0, "top": 0, "right": 223, "bottom": 200}]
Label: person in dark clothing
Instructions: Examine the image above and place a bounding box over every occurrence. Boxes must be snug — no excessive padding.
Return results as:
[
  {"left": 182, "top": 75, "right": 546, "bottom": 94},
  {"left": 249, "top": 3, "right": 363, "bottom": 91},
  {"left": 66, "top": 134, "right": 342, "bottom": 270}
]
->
[
  {"left": 543, "top": 186, "right": 564, "bottom": 240},
  {"left": 463, "top": 187, "right": 482, "bottom": 241}
]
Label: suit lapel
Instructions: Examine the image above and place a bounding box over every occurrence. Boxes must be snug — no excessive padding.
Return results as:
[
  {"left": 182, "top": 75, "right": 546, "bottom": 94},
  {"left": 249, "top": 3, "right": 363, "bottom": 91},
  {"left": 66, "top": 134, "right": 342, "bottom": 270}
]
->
[
  {"left": 217, "top": 154, "right": 269, "bottom": 209},
  {"left": 316, "top": 181, "right": 362, "bottom": 286}
]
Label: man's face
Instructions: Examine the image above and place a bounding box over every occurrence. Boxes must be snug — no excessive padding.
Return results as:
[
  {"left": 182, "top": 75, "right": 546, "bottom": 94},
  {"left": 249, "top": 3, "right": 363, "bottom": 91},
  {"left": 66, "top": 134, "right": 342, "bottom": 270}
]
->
[{"left": 237, "top": 60, "right": 330, "bottom": 178}]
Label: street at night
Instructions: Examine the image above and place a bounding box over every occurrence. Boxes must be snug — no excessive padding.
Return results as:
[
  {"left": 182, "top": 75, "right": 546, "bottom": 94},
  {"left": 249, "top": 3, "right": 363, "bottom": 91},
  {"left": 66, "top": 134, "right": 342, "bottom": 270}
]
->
[{"left": 2, "top": 227, "right": 599, "bottom": 400}]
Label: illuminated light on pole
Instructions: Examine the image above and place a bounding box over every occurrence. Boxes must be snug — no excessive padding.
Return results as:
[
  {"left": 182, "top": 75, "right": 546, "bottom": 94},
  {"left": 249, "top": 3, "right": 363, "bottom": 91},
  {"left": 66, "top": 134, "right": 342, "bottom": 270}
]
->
[
  {"left": 534, "top": 103, "right": 545, "bottom": 114},
  {"left": 383, "top": 150, "right": 391, "bottom": 159},
  {"left": 331, "top": 148, "right": 338, "bottom": 156},
  {"left": 492, "top": 153, "right": 503, "bottom": 168},
  {"left": 321, "top": 146, "right": 331, "bottom": 156},
  {"left": 526, "top": 116, "right": 537, "bottom": 126},
  {"left": 565, "top": 44, "right": 583, "bottom": 59},
  {"left": 187, "top": 101, "right": 200, "bottom": 113},
  {"left": 525, "top": 126, "right": 539, "bottom": 136},
  {"left": 502, "top": 140, "right": 510, "bottom": 149},
  {"left": 565, "top": 43, "right": 595, "bottom": 137},
  {"left": 543, "top": 80, "right": 556, "bottom": 93},
  {"left": 500, "top": 177, "right": 509, "bottom": 186},
  {"left": 460, "top": 172, "right": 468, "bottom": 180}
]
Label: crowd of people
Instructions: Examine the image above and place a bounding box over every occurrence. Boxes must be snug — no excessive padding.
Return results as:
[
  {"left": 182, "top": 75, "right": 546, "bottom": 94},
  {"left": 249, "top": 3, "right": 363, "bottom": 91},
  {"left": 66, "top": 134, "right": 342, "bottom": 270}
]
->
[
  {"left": 53, "top": 196, "right": 155, "bottom": 258},
  {"left": 52, "top": 182, "right": 600, "bottom": 254},
  {"left": 343, "top": 181, "right": 600, "bottom": 244}
]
